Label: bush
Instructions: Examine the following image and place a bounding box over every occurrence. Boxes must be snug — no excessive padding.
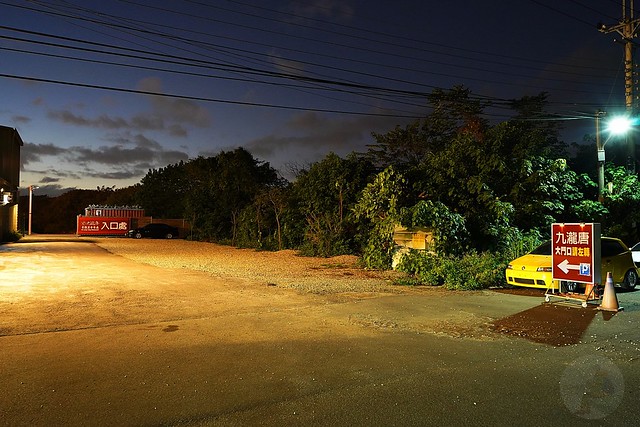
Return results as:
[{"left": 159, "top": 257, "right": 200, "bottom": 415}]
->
[
  {"left": 396, "top": 250, "right": 507, "bottom": 290},
  {"left": 396, "top": 250, "right": 445, "bottom": 286},
  {"left": 441, "top": 252, "right": 507, "bottom": 290},
  {"left": 298, "top": 234, "right": 351, "bottom": 257}
]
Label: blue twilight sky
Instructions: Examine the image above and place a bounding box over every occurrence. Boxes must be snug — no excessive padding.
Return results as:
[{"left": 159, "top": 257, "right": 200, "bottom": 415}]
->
[{"left": 0, "top": 0, "right": 632, "bottom": 195}]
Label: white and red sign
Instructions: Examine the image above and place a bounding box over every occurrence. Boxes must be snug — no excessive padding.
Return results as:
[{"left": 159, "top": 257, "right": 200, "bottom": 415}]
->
[
  {"left": 77, "top": 216, "right": 130, "bottom": 236},
  {"left": 551, "top": 223, "right": 601, "bottom": 284}
]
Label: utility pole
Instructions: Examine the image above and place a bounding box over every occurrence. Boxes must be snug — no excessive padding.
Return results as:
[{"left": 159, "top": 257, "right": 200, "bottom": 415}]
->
[
  {"left": 28, "top": 185, "right": 37, "bottom": 235},
  {"left": 596, "top": 110, "right": 606, "bottom": 202},
  {"left": 598, "top": 0, "right": 640, "bottom": 173}
]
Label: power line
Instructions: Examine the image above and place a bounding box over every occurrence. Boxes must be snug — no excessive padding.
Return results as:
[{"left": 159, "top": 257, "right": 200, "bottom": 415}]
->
[
  {"left": 24, "top": 0, "right": 617, "bottom": 82},
  {"left": 0, "top": 72, "right": 429, "bottom": 118},
  {"left": 0, "top": 1, "right": 628, "bottom": 122},
  {"left": 196, "top": 0, "right": 618, "bottom": 73},
  {"left": 0, "top": 1, "right": 622, "bottom": 105}
]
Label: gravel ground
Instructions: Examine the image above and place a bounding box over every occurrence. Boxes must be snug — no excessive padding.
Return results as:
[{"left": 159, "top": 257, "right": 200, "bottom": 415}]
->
[{"left": 93, "top": 237, "right": 406, "bottom": 294}]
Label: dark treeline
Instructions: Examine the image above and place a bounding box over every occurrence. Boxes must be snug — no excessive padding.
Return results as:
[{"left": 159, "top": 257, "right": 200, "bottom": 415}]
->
[{"left": 23, "top": 87, "right": 640, "bottom": 276}]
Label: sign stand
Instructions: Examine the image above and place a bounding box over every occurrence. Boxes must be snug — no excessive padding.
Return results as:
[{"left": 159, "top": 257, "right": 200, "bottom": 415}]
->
[
  {"left": 546, "top": 223, "right": 602, "bottom": 308},
  {"left": 544, "top": 282, "right": 601, "bottom": 308}
]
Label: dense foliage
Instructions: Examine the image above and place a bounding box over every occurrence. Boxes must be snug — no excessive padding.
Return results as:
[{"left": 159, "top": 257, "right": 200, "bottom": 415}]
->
[
  {"left": 25, "top": 86, "right": 640, "bottom": 290},
  {"left": 136, "top": 148, "right": 282, "bottom": 243},
  {"left": 289, "top": 152, "right": 375, "bottom": 256}
]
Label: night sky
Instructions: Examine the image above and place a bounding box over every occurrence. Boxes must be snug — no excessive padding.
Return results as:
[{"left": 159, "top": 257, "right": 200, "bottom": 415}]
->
[{"left": 0, "top": 0, "right": 631, "bottom": 195}]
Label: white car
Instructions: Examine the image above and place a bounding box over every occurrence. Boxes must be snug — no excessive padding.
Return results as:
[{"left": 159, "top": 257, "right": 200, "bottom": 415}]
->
[{"left": 632, "top": 242, "right": 640, "bottom": 266}]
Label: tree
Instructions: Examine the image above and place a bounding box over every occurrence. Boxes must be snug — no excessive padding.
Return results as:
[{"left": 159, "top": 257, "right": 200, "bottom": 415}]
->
[
  {"left": 289, "top": 152, "right": 375, "bottom": 256},
  {"left": 601, "top": 164, "right": 640, "bottom": 243},
  {"left": 366, "top": 88, "right": 578, "bottom": 251},
  {"left": 183, "top": 148, "right": 281, "bottom": 243},
  {"left": 104, "top": 185, "right": 141, "bottom": 207},
  {"left": 265, "top": 186, "right": 287, "bottom": 250},
  {"left": 235, "top": 185, "right": 289, "bottom": 250},
  {"left": 402, "top": 200, "right": 468, "bottom": 256},
  {"left": 367, "top": 85, "right": 489, "bottom": 170},
  {"left": 353, "top": 166, "right": 406, "bottom": 269},
  {"left": 136, "top": 161, "right": 189, "bottom": 218}
]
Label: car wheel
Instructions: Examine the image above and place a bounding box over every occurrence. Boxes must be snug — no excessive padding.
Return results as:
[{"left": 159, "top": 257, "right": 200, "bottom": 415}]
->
[
  {"left": 135, "top": 232, "right": 142, "bottom": 239},
  {"left": 166, "top": 233, "right": 173, "bottom": 239},
  {"left": 622, "top": 269, "right": 638, "bottom": 290}
]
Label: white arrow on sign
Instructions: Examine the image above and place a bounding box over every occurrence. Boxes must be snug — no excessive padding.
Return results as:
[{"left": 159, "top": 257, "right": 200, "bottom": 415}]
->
[{"left": 557, "top": 259, "right": 580, "bottom": 275}]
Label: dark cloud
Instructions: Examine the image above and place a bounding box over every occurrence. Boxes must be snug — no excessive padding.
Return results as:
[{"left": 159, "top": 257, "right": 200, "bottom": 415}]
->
[
  {"left": 246, "top": 134, "right": 306, "bottom": 158},
  {"left": 39, "top": 176, "right": 60, "bottom": 183},
  {"left": 69, "top": 140, "right": 188, "bottom": 166},
  {"left": 159, "top": 149, "right": 191, "bottom": 164},
  {"left": 130, "top": 114, "right": 165, "bottom": 130},
  {"left": 47, "top": 91, "right": 209, "bottom": 137},
  {"left": 19, "top": 184, "right": 74, "bottom": 198},
  {"left": 137, "top": 77, "right": 212, "bottom": 128},
  {"left": 42, "top": 185, "right": 77, "bottom": 197},
  {"left": 47, "top": 110, "right": 163, "bottom": 132},
  {"left": 46, "top": 110, "right": 116, "bottom": 128},
  {"left": 82, "top": 169, "right": 147, "bottom": 180},
  {"left": 70, "top": 144, "right": 156, "bottom": 165},
  {"left": 11, "top": 115, "right": 31, "bottom": 124},
  {"left": 154, "top": 98, "right": 211, "bottom": 128},
  {"left": 21, "top": 142, "right": 67, "bottom": 164},
  {"left": 168, "top": 124, "right": 188, "bottom": 137},
  {"left": 106, "top": 133, "right": 163, "bottom": 150},
  {"left": 133, "top": 133, "right": 162, "bottom": 149},
  {"left": 24, "top": 134, "right": 187, "bottom": 166},
  {"left": 23, "top": 167, "right": 82, "bottom": 180},
  {"left": 244, "top": 112, "right": 404, "bottom": 160},
  {"left": 22, "top": 135, "right": 189, "bottom": 185}
]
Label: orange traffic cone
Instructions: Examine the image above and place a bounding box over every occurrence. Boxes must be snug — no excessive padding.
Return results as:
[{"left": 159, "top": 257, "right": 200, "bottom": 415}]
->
[{"left": 597, "top": 272, "right": 623, "bottom": 312}]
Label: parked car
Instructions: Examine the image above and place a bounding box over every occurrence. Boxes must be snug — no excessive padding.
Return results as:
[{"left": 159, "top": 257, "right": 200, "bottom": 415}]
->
[
  {"left": 631, "top": 242, "right": 640, "bottom": 266},
  {"left": 505, "top": 237, "right": 639, "bottom": 290},
  {"left": 128, "top": 223, "right": 179, "bottom": 239}
]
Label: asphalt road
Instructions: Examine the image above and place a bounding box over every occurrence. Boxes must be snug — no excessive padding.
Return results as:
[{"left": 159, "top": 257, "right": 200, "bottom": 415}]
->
[{"left": 1, "top": 235, "right": 639, "bottom": 426}]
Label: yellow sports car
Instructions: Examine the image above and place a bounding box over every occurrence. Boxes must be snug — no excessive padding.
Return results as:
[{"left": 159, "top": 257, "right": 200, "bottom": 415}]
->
[{"left": 505, "top": 237, "right": 639, "bottom": 290}]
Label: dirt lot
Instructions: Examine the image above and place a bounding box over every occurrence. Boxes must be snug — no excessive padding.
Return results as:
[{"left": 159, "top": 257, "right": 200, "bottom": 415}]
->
[
  {"left": 1, "top": 235, "right": 639, "bottom": 426},
  {"left": 0, "top": 235, "right": 568, "bottom": 342},
  {"left": 94, "top": 237, "right": 406, "bottom": 294}
]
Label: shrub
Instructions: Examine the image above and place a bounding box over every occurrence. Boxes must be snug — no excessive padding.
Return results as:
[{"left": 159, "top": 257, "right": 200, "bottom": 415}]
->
[
  {"left": 441, "top": 252, "right": 507, "bottom": 290},
  {"left": 396, "top": 249, "right": 444, "bottom": 286},
  {"left": 396, "top": 250, "right": 507, "bottom": 290}
]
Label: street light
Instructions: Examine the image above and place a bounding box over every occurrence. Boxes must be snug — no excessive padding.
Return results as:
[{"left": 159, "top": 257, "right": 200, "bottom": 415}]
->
[
  {"left": 596, "top": 113, "right": 632, "bottom": 202},
  {"left": 607, "top": 116, "right": 633, "bottom": 135},
  {"left": 28, "top": 185, "right": 39, "bottom": 235}
]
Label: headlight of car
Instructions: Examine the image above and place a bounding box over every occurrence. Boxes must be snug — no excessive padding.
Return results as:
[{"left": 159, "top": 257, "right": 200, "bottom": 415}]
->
[{"left": 537, "top": 267, "right": 552, "bottom": 272}]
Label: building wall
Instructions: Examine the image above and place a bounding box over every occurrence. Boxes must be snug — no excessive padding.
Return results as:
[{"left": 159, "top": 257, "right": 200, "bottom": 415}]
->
[
  {"left": 0, "top": 204, "right": 18, "bottom": 240},
  {"left": 0, "top": 126, "right": 22, "bottom": 185},
  {"left": 0, "top": 126, "right": 23, "bottom": 241}
]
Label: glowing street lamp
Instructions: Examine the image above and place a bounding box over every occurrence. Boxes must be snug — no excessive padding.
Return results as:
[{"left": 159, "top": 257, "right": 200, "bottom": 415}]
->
[
  {"left": 596, "top": 113, "right": 632, "bottom": 202},
  {"left": 607, "top": 116, "right": 633, "bottom": 135}
]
